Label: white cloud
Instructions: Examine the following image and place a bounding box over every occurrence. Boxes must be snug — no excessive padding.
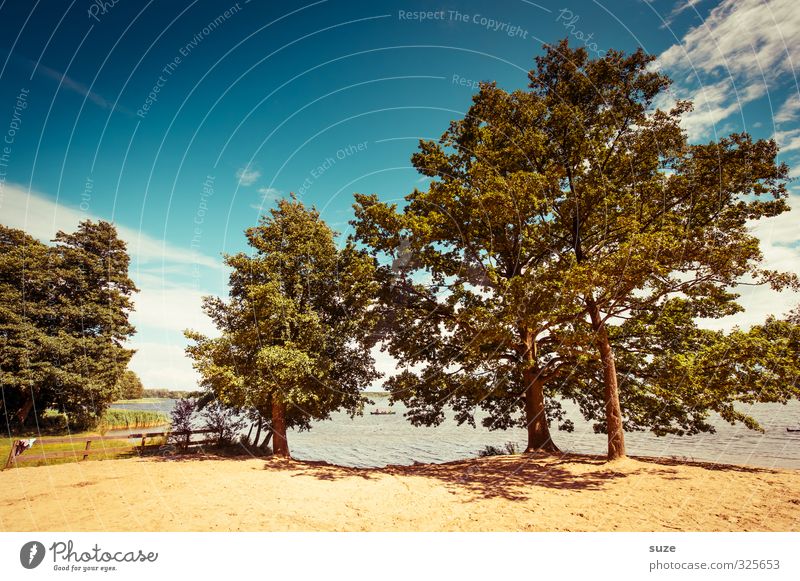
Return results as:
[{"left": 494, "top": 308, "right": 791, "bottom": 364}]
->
[
  {"left": 371, "top": 345, "right": 397, "bottom": 380},
  {"left": 129, "top": 342, "right": 200, "bottom": 389},
  {"left": 654, "top": 0, "right": 800, "bottom": 329},
  {"left": 32, "top": 61, "right": 129, "bottom": 115},
  {"left": 704, "top": 194, "right": 800, "bottom": 330},
  {"left": 0, "top": 183, "right": 221, "bottom": 270},
  {"left": 775, "top": 93, "right": 800, "bottom": 124},
  {"left": 0, "top": 183, "right": 222, "bottom": 390},
  {"left": 130, "top": 285, "right": 217, "bottom": 338},
  {"left": 773, "top": 128, "right": 800, "bottom": 153},
  {"left": 235, "top": 165, "right": 261, "bottom": 186},
  {"left": 659, "top": 0, "right": 800, "bottom": 81},
  {"left": 657, "top": 0, "right": 800, "bottom": 140},
  {"left": 656, "top": 78, "right": 765, "bottom": 141},
  {"left": 257, "top": 187, "right": 281, "bottom": 199},
  {"left": 662, "top": 0, "right": 708, "bottom": 27},
  {"left": 251, "top": 187, "right": 282, "bottom": 210}
]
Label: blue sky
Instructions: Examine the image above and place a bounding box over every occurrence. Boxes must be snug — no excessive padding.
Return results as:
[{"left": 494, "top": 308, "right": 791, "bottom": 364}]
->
[{"left": 1, "top": 0, "right": 798, "bottom": 388}]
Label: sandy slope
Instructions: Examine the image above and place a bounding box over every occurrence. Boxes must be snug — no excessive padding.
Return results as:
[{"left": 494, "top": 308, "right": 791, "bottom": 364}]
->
[{"left": 1, "top": 453, "right": 799, "bottom": 532}]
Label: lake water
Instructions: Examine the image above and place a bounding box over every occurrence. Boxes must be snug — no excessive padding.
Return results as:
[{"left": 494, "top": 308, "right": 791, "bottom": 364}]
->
[{"left": 112, "top": 398, "right": 800, "bottom": 469}]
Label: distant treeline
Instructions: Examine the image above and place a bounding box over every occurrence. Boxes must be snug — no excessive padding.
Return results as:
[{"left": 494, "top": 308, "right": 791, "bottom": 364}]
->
[{"left": 143, "top": 388, "right": 194, "bottom": 399}]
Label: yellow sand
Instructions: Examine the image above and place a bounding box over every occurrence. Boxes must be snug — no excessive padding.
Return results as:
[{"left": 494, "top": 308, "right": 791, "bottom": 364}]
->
[{"left": 1, "top": 453, "right": 799, "bottom": 531}]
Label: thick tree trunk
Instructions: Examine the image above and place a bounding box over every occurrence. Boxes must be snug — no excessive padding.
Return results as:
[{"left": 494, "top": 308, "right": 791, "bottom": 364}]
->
[
  {"left": 271, "top": 399, "right": 290, "bottom": 457},
  {"left": 587, "top": 302, "right": 626, "bottom": 460},
  {"left": 15, "top": 394, "right": 34, "bottom": 426},
  {"left": 523, "top": 368, "right": 559, "bottom": 453}
]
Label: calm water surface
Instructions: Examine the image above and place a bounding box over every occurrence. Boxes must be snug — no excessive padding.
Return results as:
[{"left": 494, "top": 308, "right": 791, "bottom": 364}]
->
[{"left": 113, "top": 398, "right": 800, "bottom": 469}]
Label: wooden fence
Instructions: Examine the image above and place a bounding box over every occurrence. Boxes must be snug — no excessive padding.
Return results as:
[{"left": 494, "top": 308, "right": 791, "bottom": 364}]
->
[{"left": 3, "top": 429, "right": 218, "bottom": 469}]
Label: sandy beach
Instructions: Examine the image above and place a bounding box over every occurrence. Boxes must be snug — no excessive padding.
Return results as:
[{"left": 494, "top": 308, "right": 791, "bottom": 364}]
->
[{"left": 1, "top": 453, "right": 799, "bottom": 532}]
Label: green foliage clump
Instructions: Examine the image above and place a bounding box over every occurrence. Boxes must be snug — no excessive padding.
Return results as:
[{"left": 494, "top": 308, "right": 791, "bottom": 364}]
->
[
  {"left": 115, "top": 370, "right": 144, "bottom": 400},
  {"left": 185, "top": 198, "right": 381, "bottom": 456},
  {"left": 0, "top": 220, "right": 137, "bottom": 431}
]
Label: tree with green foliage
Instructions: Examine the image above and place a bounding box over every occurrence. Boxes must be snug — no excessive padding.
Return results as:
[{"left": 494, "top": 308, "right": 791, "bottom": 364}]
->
[
  {"left": 353, "top": 39, "right": 797, "bottom": 460},
  {"left": 185, "top": 198, "right": 380, "bottom": 457},
  {"left": 0, "top": 220, "right": 137, "bottom": 430},
  {"left": 0, "top": 226, "right": 57, "bottom": 426},
  {"left": 522, "top": 40, "right": 795, "bottom": 457},
  {"left": 116, "top": 370, "right": 145, "bottom": 400}
]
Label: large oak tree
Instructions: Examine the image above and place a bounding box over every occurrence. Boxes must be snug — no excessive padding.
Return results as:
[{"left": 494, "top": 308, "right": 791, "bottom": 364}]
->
[{"left": 353, "top": 39, "right": 797, "bottom": 459}]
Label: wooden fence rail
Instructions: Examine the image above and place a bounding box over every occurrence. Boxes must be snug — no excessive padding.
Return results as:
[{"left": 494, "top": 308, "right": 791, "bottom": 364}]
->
[{"left": 3, "top": 429, "right": 219, "bottom": 469}]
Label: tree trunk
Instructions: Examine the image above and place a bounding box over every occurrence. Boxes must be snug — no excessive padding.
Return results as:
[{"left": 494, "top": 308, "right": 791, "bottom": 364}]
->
[
  {"left": 587, "top": 302, "right": 626, "bottom": 460},
  {"left": 523, "top": 368, "right": 559, "bottom": 453},
  {"left": 259, "top": 430, "right": 273, "bottom": 451},
  {"left": 15, "top": 394, "right": 34, "bottom": 426},
  {"left": 271, "top": 399, "right": 290, "bottom": 457},
  {"left": 253, "top": 417, "right": 262, "bottom": 448}
]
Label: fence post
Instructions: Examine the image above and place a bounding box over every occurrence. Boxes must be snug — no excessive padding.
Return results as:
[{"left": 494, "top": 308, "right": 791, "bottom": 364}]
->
[
  {"left": 4, "top": 440, "right": 20, "bottom": 469},
  {"left": 82, "top": 440, "right": 92, "bottom": 461}
]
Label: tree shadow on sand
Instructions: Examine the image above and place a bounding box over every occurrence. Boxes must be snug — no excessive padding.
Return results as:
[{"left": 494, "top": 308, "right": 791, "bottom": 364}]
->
[
  {"left": 631, "top": 455, "right": 780, "bottom": 474},
  {"left": 268, "top": 452, "right": 782, "bottom": 501},
  {"left": 266, "top": 453, "right": 655, "bottom": 501}
]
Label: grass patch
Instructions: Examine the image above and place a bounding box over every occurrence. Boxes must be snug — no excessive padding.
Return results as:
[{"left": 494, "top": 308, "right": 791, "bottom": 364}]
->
[
  {"left": 98, "top": 409, "right": 169, "bottom": 433},
  {"left": 1, "top": 409, "right": 168, "bottom": 469},
  {"left": 1, "top": 432, "right": 167, "bottom": 469}
]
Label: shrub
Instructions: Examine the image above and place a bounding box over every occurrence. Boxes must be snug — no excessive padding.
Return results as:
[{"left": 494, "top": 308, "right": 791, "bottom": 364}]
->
[
  {"left": 40, "top": 409, "right": 68, "bottom": 431},
  {"left": 168, "top": 398, "right": 196, "bottom": 445},
  {"left": 478, "top": 441, "right": 520, "bottom": 457},
  {"left": 200, "top": 401, "right": 246, "bottom": 446}
]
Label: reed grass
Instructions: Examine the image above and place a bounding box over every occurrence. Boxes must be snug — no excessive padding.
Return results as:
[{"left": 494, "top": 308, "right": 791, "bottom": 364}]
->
[{"left": 98, "top": 409, "right": 169, "bottom": 433}]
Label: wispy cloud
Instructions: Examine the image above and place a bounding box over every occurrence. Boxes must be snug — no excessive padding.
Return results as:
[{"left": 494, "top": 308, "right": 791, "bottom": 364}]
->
[
  {"left": 235, "top": 165, "right": 261, "bottom": 186},
  {"left": 659, "top": 0, "right": 800, "bottom": 81},
  {"left": 773, "top": 128, "right": 800, "bottom": 153},
  {"left": 35, "top": 62, "right": 129, "bottom": 115},
  {"left": 250, "top": 187, "right": 282, "bottom": 210},
  {"left": 257, "top": 187, "right": 281, "bottom": 201},
  {"left": 0, "top": 183, "right": 221, "bottom": 270},
  {"left": 654, "top": 0, "right": 800, "bottom": 326},
  {"left": 775, "top": 93, "right": 800, "bottom": 124},
  {"left": 655, "top": 80, "right": 765, "bottom": 141},
  {"left": 1, "top": 183, "right": 222, "bottom": 389},
  {"left": 662, "top": 0, "right": 707, "bottom": 27},
  {"left": 656, "top": 0, "right": 800, "bottom": 140}
]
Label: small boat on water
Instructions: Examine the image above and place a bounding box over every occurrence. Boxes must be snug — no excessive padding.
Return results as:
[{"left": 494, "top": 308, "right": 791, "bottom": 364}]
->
[
  {"left": 787, "top": 427, "right": 800, "bottom": 433},
  {"left": 370, "top": 408, "right": 396, "bottom": 415}
]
